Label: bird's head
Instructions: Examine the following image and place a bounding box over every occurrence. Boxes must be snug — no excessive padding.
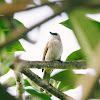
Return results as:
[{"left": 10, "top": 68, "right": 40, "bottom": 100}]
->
[{"left": 50, "top": 32, "right": 61, "bottom": 40}]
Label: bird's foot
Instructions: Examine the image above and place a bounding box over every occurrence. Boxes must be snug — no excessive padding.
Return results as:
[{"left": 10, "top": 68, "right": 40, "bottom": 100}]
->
[{"left": 56, "top": 59, "right": 63, "bottom": 63}]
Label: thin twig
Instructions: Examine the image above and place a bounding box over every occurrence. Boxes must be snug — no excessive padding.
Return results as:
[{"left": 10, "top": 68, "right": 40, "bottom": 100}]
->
[
  {"left": 21, "top": 68, "right": 75, "bottom": 100},
  {"left": 23, "top": 35, "right": 37, "bottom": 44},
  {"left": 26, "top": 1, "right": 65, "bottom": 11}
]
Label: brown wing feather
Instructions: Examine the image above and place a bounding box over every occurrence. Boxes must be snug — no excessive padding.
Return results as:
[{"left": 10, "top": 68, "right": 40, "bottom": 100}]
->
[{"left": 42, "top": 42, "right": 49, "bottom": 61}]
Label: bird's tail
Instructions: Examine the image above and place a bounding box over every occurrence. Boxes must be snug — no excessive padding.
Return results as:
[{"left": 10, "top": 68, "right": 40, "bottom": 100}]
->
[
  {"left": 43, "top": 69, "right": 52, "bottom": 83},
  {"left": 40, "top": 69, "right": 52, "bottom": 92}
]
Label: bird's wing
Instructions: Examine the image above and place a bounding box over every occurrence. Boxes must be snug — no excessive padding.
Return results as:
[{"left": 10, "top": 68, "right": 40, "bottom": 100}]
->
[{"left": 42, "top": 42, "right": 49, "bottom": 61}]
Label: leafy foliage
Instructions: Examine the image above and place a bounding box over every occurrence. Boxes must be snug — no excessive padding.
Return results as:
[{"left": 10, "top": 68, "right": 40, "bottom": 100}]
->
[
  {"left": 51, "top": 70, "right": 81, "bottom": 91},
  {"left": 26, "top": 89, "right": 51, "bottom": 100},
  {"left": 60, "top": 19, "right": 72, "bottom": 30},
  {"left": 0, "top": 16, "right": 25, "bottom": 77},
  {"left": 0, "top": 56, "right": 14, "bottom": 76},
  {"left": 0, "top": 0, "right": 100, "bottom": 100},
  {"left": 24, "top": 79, "right": 31, "bottom": 87},
  {"left": 66, "top": 49, "right": 85, "bottom": 61},
  {"left": 0, "top": 0, "right": 5, "bottom": 3},
  {"left": 60, "top": 8, "right": 100, "bottom": 99},
  {"left": 89, "top": 81, "right": 100, "bottom": 99},
  {"left": 0, "top": 16, "right": 24, "bottom": 35},
  {"left": 74, "top": 10, "right": 100, "bottom": 49},
  {"left": 61, "top": 13, "right": 100, "bottom": 50},
  {"left": 2, "top": 77, "right": 16, "bottom": 87},
  {"left": 0, "top": 16, "right": 25, "bottom": 55},
  {"left": 6, "top": 41, "right": 25, "bottom": 55}
]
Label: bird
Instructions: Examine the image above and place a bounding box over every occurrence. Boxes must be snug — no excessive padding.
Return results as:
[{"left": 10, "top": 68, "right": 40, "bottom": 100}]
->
[{"left": 42, "top": 32, "right": 63, "bottom": 83}]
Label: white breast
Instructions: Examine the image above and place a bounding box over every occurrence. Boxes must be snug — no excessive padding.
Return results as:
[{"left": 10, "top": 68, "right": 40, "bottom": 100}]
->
[{"left": 45, "top": 40, "right": 63, "bottom": 61}]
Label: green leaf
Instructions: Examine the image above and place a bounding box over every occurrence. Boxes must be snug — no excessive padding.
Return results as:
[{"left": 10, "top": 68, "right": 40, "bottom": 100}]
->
[
  {"left": 50, "top": 79, "right": 58, "bottom": 88},
  {"left": 26, "top": 78, "right": 40, "bottom": 91},
  {"left": 60, "top": 19, "right": 72, "bottom": 29},
  {"left": 0, "top": 0, "right": 6, "bottom": 3},
  {"left": 26, "top": 89, "right": 51, "bottom": 100},
  {"left": 0, "top": 66, "right": 10, "bottom": 76},
  {"left": 68, "top": 8, "right": 100, "bottom": 58},
  {"left": 6, "top": 41, "right": 25, "bottom": 55},
  {"left": 0, "top": 28, "right": 6, "bottom": 43},
  {"left": 51, "top": 70, "right": 80, "bottom": 91},
  {"left": 0, "top": 16, "right": 25, "bottom": 55},
  {"left": 58, "top": 83, "right": 73, "bottom": 92},
  {"left": 0, "top": 16, "right": 25, "bottom": 35},
  {"left": 66, "top": 49, "right": 85, "bottom": 61},
  {"left": 0, "top": 56, "right": 14, "bottom": 76},
  {"left": 61, "top": 8, "right": 100, "bottom": 59},
  {"left": 24, "top": 79, "right": 31, "bottom": 87},
  {"left": 2, "top": 77, "right": 16, "bottom": 87},
  {"left": 13, "top": 19, "right": 24, "bottom": 28},
  {"left": 0, "top": 16, "right": 11, "bottom": 34}
]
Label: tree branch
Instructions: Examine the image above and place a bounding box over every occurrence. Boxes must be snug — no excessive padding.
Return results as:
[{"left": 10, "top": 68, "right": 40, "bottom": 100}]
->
[
  {"left": 9, "top": 58, "right": 85, "bottom": 100},
  {"left": 9, "top": 58, "right": 86, "bottom": 100},
  {"left": 0, "top": 0, "right": 99, "bottom": 15},
  {"left": 0, "top": 1, "right": 64, "bottom": 15},
  {"left": 21, "top": 68, "right": 75, "bottom": 100},
  {"left": 0, "top": 7, "right": 65, "bottom": 49},
  {"left": 18, "top": 60, "right": 86, "bottom": 69},
  {"left": 0, "top": 1, "right": 31, "bottom": 15},
  {"left": 23, "top": 35, "right": 37, "bottom": 44}
]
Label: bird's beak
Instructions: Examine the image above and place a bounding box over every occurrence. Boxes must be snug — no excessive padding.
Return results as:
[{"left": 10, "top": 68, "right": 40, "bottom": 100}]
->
[{"left": 50, "top": 32, "right": 54, "bottom": 35}]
